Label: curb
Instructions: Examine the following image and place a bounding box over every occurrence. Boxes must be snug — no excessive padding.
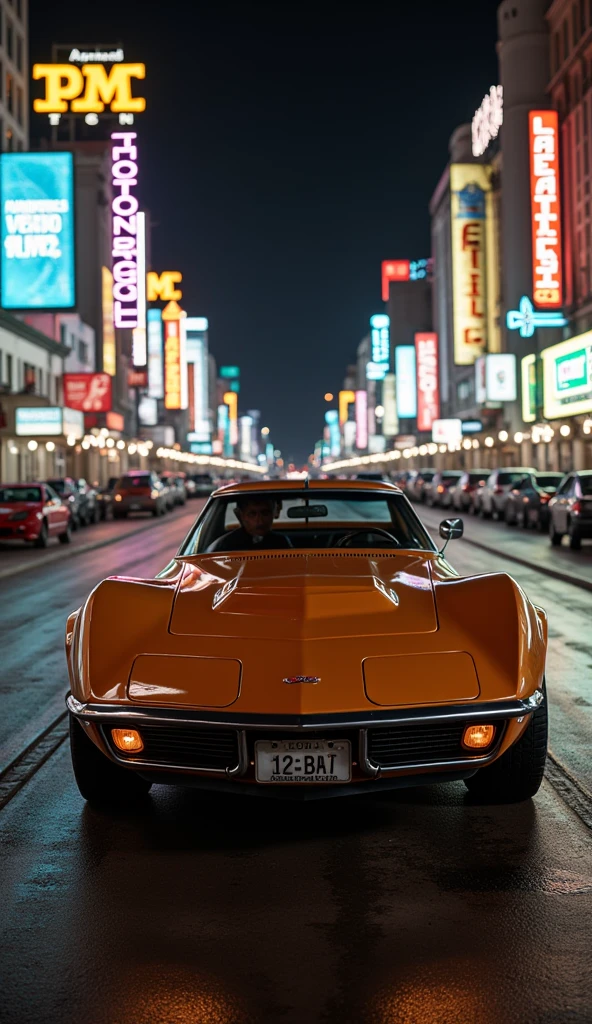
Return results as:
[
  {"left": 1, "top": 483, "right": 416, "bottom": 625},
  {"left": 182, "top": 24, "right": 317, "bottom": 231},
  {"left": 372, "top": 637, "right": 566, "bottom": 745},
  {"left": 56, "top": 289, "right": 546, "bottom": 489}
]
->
[{"left": 0, "top": 508, "right": 197, "bottom": 583}]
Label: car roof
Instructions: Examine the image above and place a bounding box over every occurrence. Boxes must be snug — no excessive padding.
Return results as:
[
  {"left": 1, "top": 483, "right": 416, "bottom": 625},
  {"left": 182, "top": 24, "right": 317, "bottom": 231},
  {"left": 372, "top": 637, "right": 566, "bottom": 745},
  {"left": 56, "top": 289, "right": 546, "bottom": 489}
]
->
[
  {"left": 1, "top": 481, "right": 46, "bottom": 488},
  {"left": 212, "top": 478, "right": 402, "bottom": 497}
]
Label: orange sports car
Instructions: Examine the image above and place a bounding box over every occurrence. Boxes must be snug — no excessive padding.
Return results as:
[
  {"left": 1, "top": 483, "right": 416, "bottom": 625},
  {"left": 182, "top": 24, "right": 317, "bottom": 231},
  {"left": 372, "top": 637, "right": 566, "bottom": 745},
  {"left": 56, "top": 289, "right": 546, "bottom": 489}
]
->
[{"left": 66, "top": 479, "right": 548, "bottom": 806}]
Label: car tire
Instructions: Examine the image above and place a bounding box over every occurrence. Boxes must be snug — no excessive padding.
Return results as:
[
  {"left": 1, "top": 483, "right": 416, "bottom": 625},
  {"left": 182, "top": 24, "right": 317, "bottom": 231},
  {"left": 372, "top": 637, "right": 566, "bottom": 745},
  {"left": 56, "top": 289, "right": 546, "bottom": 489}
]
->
[
  {"left": 568, "top": 522, "right": 582, "bottom": 550},
  {"left": 516, "top": 510, "right": 525, "bottom": 529},
  {"left": 58, "top": 521, "right": 72, "bottom": 544},
  {"left": 464, "top": 689, "right": 547, "bottom": 803},
  {"left": 504, "top": 506, "right": 515, "bottom": 526},
  {"left": 480, "top": 505, "right": 490, "bottom": 519},
  {"left": 549, "top": 520, "right": 563, "bottom": 546},
  {"left": 69, "top": 716, "right": 152, "bottom": 807},
  {"left": 35, "top": 522, "right": 49, "bottom": 549},
  {"left": 93, "top": 506, "right": 101, "bottom": 525}
]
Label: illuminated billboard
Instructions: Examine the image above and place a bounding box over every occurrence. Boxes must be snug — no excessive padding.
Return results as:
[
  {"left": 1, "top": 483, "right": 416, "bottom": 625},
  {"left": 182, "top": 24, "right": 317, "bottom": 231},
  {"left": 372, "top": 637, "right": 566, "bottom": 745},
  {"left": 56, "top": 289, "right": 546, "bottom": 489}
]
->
[
  {"left": 131, "top": 211, "right": 147, "bottom": 366},
  {"left": 15, "top": 406, "right": 83, "bottom": 438},
  {"left": 185, "top": 317, "right": 210, "bottom": 443},
  {"left": 382, "top": 374, "right": 398, "bottom": 436},
  {"left": 542, "top": 332, "right": 592, "bottom": 419},
  {"left": 395, "top": 346, "right": 417, "bottom": 418},
  {"left": 0, "top": 153, "right": 75, "bottom": 310},
  {"left": 162, "top": 301, "right": 187, "bottom": 410},
  {"left": 111, "top": 132, "right": 140, "bottom": 329},
  {"left": 381, "top": 260, "right": 410, "bottom": 300},
  {"left": 432, "top": 419, "right": 462, "bottom": 445},
  {"left": 33, "top": 61, "right": 146, "bottom": 116},
  {"left": 102, "top": 266, "right": 116, "bottom": 375},
  {"left": 147, "top": 308, "right": 164, "bottom": 398},
  {"left": 450, "top": 164, "right": 499, "bottom": 364},
  {"left": 521, "top": 354, "right": 537, "bottom": 424},
  {"left": 325, "top": 409, "right": 340, "bottom": 456},
  {"left": 529, "top": 111, "right": 563, "bottom": 309},
  {"left": 63, "top": 373, "right": 112, "bottom": 412},
  {"left": 147, "top": 271, "right": 182, "bottom": 302},
  {"left": 355, "top": 390, "right": 368, "bottom": 450},
  {"left": 415, "top": 333, "right": 440, "bottom": 432}
]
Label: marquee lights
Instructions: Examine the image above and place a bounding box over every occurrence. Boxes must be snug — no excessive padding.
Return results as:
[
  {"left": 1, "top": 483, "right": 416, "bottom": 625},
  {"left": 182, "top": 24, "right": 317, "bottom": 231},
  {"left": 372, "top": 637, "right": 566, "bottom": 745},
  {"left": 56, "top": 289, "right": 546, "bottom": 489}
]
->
[
  {"left": 529, "top": 111, "right": 563, "bottom": 309},
  {"left": 472, "top": 85, "right": 503, "bottom": 157},
  {"left": 415, "top": 333, "right": 440, "bottom": 432},
  {"left": 132, "top": 211, "right": 147, "bottom": 366}
]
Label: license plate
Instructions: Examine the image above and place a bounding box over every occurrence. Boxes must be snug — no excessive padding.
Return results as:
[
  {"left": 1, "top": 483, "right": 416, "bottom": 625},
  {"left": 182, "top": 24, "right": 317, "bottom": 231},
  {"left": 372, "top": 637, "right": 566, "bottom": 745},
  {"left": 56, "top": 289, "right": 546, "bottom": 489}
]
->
[
  {"left": 130, "top": 503, "right": 141, "bottom": 510},
  {"left": 255, "top": 739, "right": 351, "bottom": 784}
]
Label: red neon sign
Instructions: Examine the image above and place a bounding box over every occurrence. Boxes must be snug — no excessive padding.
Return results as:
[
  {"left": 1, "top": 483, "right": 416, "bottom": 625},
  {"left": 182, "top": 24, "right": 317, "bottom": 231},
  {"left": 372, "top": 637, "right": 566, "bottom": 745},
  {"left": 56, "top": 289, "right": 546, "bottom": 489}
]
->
[
  {"left": 381, "top": 260, "right": 410, "bottom": 301},
  {"left": 63, "top": 373, "right": 112, "bottom": 412},
  {"left": 529, "top": 110, "right": 563, "bottom": 309},
  {"left": 415, "top": 333, "right": 440, "bottom": 432}
]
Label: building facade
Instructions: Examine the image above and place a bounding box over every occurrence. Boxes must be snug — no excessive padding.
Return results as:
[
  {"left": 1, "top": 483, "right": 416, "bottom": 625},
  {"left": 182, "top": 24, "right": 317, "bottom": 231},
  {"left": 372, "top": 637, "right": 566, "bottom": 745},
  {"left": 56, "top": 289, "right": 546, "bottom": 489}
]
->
[{"left": 0, "top": 0, "right": 28, "bottom": 152}]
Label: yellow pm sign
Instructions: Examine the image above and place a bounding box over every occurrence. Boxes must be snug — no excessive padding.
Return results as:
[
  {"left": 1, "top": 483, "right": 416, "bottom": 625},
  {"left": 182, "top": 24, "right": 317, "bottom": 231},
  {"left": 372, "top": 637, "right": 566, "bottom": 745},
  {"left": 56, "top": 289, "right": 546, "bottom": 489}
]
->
[
  {"left": 147, "top": 271, "right": 183, "bottom": 303},
  {"left": 32, "top": 63, "right": 146, "bottom": 114}
]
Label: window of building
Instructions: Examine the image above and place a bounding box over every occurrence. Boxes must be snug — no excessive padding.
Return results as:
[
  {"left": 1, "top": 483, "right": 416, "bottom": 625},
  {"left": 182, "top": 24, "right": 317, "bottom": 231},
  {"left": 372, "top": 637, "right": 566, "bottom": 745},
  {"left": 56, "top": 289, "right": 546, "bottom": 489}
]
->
[
  {"left": 16, "top": 0, "right": 22, "bottom": 20},
  {"left": 6, "top": 72, "right": 13, "bottom": 114},
  {"left": 553, "top": 32, "right": 561, "bottom": 74},
  {"left": 574, "top": 3, "right": 581, "bottom": 46},
  {"left": 563, "top": 17, "right": 570, "bottom": 61},
  {"left": 6, "top": 21, "right": 13, "bottom": 60},
  {"left": 6, "top": 354, "right": 12, "bottom": 390},
  {"left": 16, "top": 86, "right": 22, "bottom": 125},
  {"left": 78, "top": 339, "right": 89, "bottom": 365},
  {"left": 16, "top": 35, "right": 22, "bottom": 72},
  {"left": 5, "top": 128, "right": 13, "bottom": 151}
]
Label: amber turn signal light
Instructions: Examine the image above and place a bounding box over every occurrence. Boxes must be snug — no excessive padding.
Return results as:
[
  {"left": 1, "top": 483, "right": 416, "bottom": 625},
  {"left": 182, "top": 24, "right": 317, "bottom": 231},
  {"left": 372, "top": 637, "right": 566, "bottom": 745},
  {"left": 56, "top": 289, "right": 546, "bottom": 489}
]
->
[
  {"left": 111, "top": 728, "right": 144, "bottom": 753},
  {"left": 462, "top": 724, "right": 495, "bottom": 750}
]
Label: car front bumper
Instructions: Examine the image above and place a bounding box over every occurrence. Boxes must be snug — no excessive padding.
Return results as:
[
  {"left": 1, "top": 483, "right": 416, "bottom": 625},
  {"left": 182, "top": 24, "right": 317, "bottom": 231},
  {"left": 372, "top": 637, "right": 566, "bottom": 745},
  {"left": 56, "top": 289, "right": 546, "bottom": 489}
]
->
[{"left": 67, "top": 691, "right": 544, "bottom": 797}]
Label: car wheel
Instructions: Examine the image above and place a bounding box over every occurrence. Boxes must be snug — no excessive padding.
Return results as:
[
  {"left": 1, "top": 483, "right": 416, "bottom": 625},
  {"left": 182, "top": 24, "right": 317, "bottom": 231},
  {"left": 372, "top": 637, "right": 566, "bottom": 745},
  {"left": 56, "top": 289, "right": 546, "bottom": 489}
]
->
[
  {"left": 516, "top": 510, "right": 525, "bottom": 529},
  {"left": 71, "top": 515, "right": 79, "bottom": 531},
  {"left": 568, "top": 522, "right": 582, "bottom": 550},
  {"left": 504, "top": 505, "right": 515, "bottom": 526},
  {"left": 93, "top": 506, "right": 101, "bottom": 524},
  {"left": 58, "top": 521, "right": 72, "bottom": 545},
  {"left": 549, "top": 520, "right": 563, "bottom": 546},
  {"left": 480, "top": 505, "right": 490, "bottom": 519},
  {"left": 69, "top": 716, "right": 152, "bottom": 807},
  {"left": 464, "top": 689, "right": 547, "bottom": 803},
  {"left": 35, "top": 522, "right": 49, "bottom": 549}
]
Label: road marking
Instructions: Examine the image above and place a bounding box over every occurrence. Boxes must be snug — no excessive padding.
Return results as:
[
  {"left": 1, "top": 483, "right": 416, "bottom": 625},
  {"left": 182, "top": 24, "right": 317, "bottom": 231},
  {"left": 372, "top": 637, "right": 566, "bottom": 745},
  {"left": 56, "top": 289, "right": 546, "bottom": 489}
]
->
[{"left": 0, "top": 712, "right": 68, "bottom": 811}]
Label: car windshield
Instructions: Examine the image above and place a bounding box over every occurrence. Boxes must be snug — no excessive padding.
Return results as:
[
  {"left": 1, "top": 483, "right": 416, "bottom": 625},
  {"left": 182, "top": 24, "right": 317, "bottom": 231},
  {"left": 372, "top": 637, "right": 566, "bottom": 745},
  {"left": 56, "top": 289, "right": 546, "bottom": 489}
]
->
[
  {"left": 498, "top": 472, "right": 525, "bottom": 485},
  {"left": 47, "top": 479, "right": 66, "bottom": 493},
  {"left": 580, "top": 475, "right": 592, "bottom": 495},
  {"left": 0, "top": 487, "right": 42, "bottom": 502},
  {"left": 469, "top": 473, "right": 487, "bottom": 484},
  {"left": 120, "top": 475, "right": 150, "bottom": 488},
  {"left": 181, "top": 489, "right": 436, "bottom": 554},
  {"left": 442, "top": 473, "right": 462, "bottom": 483},
  {"left": 536, "top": 475, "right": 562, "bottom": 488},
  {"left": 419, "top": 472, "right": 435, "bottom": 481}
]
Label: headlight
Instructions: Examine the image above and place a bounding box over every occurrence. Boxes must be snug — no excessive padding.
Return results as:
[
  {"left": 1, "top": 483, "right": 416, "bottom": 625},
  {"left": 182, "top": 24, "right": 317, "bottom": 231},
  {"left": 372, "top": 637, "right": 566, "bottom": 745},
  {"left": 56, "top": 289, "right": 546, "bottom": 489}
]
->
[
  {"left": 151, "top": 489, "right": 160, "bottom": 499},
  {"left": 114, "top": 494, "right": 123, "bottom": 502},
  {"left": 10, "top": 511, "right": 29, "bottom": 521}
]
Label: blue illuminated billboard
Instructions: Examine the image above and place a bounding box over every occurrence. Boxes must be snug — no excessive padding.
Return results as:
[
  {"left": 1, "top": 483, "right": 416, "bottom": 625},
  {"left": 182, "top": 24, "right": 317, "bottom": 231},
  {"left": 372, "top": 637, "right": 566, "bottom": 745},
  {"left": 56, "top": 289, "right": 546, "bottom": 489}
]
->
[
  {"left": 395, "top": 346, "right": 418, "bottom": 418},
  {"left": 1, "top": 152, "right": 76, "bottom": 310}
]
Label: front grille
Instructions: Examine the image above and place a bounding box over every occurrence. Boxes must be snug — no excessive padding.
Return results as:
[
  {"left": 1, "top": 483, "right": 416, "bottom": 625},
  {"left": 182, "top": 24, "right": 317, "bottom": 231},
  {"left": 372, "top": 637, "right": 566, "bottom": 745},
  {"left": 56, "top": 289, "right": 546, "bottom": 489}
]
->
[
  {"left": 367, "top": 720, "right": 500, "bottom": 768},
  {"left": 0, "top": 527, "right": 16, "bottom": 537},
  {"left": 103, "top": 723, "right": 240, "bottom": 771}
]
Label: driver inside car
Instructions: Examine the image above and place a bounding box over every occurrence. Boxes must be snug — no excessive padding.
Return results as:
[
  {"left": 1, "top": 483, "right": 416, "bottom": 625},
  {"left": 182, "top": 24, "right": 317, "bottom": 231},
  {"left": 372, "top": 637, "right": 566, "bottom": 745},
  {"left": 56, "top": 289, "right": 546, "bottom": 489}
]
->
[{"left": 207, "top": 496, "right": 293, "bottom": 552}]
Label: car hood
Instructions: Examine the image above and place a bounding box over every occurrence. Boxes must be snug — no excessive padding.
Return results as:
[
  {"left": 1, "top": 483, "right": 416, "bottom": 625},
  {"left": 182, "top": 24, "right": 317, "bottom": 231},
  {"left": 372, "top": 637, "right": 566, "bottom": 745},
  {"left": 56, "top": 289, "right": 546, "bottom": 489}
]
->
[{"left": 169, "top": 550, "right": 438, "bottom": 640}]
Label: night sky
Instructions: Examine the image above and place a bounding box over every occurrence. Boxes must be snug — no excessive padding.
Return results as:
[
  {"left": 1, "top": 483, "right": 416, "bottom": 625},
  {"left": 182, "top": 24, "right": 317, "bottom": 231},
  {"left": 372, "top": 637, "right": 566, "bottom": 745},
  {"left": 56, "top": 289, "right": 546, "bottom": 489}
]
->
[{"left": 29, "top": 0, "right": 500, "bottom": 463}]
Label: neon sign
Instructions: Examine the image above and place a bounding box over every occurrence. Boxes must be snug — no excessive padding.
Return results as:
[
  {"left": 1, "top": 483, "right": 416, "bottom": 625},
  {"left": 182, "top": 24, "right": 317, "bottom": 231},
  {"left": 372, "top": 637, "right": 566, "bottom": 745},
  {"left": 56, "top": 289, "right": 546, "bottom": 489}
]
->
[
  {"left": 355, "top": 390, "right": 368, "bottom": 450},
  {"left": 147, "top": 271, "right": 182, "bottom": 303},
  {"left": 369, "top": 313, "right": 390, "bottom": 380},
  {"left": 415, "top": 333, "right": 440, "bottom": 432},
  {"left": 32, "top": 63, "right": 146, "bottom": 115},
  {"left": 450, "top": 164, "right": 493, "bottom": 365},
  {"left": 506, "top": 295, "right": 567, "bottom": 337},
  {"left": 381, "top": 260, "right": 410, "bottom": 300},
  {"left": 111, "top": 132, "right": 140, "bottom": 330},
  {"left": 529, "top": 110, "right": 563, "bottom": 309}
]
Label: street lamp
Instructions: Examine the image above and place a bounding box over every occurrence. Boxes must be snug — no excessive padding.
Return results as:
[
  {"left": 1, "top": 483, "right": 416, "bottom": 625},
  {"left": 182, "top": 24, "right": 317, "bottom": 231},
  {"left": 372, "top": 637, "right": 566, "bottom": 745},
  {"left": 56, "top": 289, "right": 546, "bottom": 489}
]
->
[{"left": 324, "top": 393, "right": 333, "bottom": 402}]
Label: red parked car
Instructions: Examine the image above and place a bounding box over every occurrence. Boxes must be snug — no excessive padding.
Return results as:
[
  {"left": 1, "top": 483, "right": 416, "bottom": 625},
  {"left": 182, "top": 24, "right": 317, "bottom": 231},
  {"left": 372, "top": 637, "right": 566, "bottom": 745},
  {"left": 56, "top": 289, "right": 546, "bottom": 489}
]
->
[{"left": 0, "top": 482, "right": 72, "bottom": 547}]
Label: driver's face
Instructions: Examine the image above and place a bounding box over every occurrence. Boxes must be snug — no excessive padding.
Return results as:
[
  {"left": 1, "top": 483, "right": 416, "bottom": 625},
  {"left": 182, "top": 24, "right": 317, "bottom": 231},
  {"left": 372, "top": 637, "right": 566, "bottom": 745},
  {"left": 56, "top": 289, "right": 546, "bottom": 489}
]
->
[{"left": 236, "top": 501, "right": 275, "bottom": 537}]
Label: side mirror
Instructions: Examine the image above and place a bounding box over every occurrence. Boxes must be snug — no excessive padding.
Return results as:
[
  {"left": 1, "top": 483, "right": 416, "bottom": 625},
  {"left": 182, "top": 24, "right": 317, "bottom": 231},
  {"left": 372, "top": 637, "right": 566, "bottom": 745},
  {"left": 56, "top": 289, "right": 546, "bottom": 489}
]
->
[{"left": 439, "top": 518, "right": 463, "bottom": 553}]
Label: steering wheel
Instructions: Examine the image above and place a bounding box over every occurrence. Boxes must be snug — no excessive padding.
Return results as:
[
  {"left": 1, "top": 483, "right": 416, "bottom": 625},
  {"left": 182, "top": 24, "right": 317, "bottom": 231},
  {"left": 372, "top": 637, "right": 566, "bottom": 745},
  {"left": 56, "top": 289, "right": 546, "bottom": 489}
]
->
[{"left": 336, "top": 528, "right": 400, "bottom": 548}]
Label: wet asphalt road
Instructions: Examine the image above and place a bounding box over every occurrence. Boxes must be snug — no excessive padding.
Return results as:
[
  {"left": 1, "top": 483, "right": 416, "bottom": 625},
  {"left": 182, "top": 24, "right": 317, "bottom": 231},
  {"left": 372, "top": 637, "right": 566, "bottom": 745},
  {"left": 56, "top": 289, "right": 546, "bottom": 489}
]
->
[{"left": 1, "top": 505, "right": 592, "bottom": 1023}]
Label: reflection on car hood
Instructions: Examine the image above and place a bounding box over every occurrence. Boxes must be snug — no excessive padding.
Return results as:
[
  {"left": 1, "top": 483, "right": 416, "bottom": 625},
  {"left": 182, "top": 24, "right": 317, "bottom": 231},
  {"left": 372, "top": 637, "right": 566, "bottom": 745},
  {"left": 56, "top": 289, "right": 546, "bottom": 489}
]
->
[{"left": 169, "top": 551, "right": 438, "bottom": 640}]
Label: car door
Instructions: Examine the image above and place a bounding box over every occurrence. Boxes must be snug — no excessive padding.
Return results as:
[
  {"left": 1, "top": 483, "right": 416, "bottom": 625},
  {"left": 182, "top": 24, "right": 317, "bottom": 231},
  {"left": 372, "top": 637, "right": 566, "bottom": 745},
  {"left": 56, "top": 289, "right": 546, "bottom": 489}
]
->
[
  {"left": 484, "top": 472, "right": 496, "bottom": 512},
  {"left": 44, "top": 485, "right": 62, "bottom": 535},
  {"left": 553, "top": 475, "right": 573, "bottom": 532}
]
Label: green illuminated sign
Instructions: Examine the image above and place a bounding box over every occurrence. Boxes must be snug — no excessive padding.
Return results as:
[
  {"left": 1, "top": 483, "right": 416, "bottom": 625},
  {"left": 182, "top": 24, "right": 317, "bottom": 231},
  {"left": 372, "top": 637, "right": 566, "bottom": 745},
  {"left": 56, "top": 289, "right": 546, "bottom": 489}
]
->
[{"left": 220, "top": 366, "right": 240, "bottom": 379}]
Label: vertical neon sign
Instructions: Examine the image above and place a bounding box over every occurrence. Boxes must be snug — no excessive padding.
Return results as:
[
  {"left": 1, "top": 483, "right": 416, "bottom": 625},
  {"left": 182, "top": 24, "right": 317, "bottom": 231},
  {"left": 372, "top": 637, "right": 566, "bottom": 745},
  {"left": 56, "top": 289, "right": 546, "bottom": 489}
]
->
[
  {"left": 111, "top": 131, "right": 139, "bottom": 329},
  {"left": 355, "top": 390, "right": 368, "bottom": 450},
  {"left": 529, "top": 110, "right": 563, "bottom": 309}
]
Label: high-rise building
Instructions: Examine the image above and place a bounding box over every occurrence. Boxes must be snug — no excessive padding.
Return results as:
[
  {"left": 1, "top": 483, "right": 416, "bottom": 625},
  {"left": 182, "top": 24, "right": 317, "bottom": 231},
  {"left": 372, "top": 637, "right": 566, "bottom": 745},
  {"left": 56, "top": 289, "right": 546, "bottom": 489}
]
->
[{"left": 0, "top": 0, "right": 28, "bottom": 151}]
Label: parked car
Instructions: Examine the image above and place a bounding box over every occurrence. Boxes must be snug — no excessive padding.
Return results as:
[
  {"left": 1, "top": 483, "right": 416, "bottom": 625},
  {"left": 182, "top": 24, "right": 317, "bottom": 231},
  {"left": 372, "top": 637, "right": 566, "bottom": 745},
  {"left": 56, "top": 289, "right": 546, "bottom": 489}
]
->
[
  {"left": 504, "top": 472, "right": 564, "bottom": 529},
  {"left": 188, "top": 472, "right": 216, "bottom": 498},
  {"left": 450, "top": 470, "right": 489, "bottom": 512},
  {"left": 425, "top": 470, "right": 463, "bottom": 508},
  {"left": 158, "top": 475, "right": 175, "bottom": 512},
  {"left": 355, "top": 472, "right": 387, "bottom": 482},
  {"left": 0, "top": 482, "right": 71, "bottom": 547},
  {"left": 160, "top": 472, "right": 187, "bottom": 506},
  {"left": 47, "top": 477, "right": 86, "bottom": 529},
  {"left": 548, "top": 470, "right": 592, "bottom": 550},
  {"left": 95, "top": 477, "right": 120, "bottom": 521},
  {"left": 408, "top": 469, "right": 436, "bottom": 503},
  {"left": 112, "top": 471, "right": 167, "bottom": 518},
  {"left": 479, "top": 468, "right": 536, "bottom": 520}
]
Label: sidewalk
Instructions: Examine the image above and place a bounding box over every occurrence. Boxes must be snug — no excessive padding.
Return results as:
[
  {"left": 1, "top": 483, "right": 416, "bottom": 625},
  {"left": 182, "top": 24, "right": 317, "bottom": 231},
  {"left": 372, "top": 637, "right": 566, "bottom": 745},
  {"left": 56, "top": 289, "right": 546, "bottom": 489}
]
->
[
  {"left": 420, "top": 505, "right": 592, "bottom": 590},
  {"left": 0, "top": 503, "right": 203, "bottom": 582}
]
